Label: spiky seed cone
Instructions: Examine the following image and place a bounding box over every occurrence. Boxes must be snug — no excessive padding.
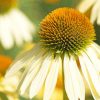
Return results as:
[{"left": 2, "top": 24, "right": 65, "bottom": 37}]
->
[{"left": 40, "top": 8, "right": 95, "bottom": 55}]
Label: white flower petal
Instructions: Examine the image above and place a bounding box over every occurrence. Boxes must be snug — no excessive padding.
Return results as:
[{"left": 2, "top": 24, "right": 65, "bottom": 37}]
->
[
  {"left": 0, "top": 16, "right": 14, "bottom": 49},
  {"left": 5, "top": 46, "right": 41, "bottom": 77},
  {"left": 7, "top": 13, "right": 23, "bottom": 46},
  {"left": 43, "top": 56, "right": 61, "bottom": 100},
  {"left": 79, "top": 53, "right": 100, "bottom": 99},
  {"left": 90, "top": 0, "right": 100, "bottom": 23},
  {"left": 16, "top": 49, "right": 46, "bottom": 93},
  {"left": 20, "top": 54, "right": 45, "bottom": 95},
  {"left": 64, "top": 54, "right": 85, "bottom": 100},
  {"left": 86, "top": 47, "right": 100, "bottom": 71},
  {"left": 13, "top": 9, "right": 35, "bottom": 32},
  {"left": 9, "top": 9, "right": 33, "bottom": 42},
  {"left": 29, "top": 54, "right": 52, "bottom": 98},
  {"left": 77, "top": 0, "right": 96, "bottom": 13},
  {"left": 91, "top": 43, "right": 100, "bottom": 56}
]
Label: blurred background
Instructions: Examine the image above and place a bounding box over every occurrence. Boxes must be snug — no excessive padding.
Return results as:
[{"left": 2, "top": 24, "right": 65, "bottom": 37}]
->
[{"left": 0, "top": 0, "right": 100, "bottom": 99}]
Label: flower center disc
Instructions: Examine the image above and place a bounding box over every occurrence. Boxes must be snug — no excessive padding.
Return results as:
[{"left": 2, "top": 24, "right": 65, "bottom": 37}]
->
[
  {"left": 0, "top": 0, "right": 16, "bottom": 14},
  {"left": 40, "top": 8, "right": 95, "bottom": 54}
]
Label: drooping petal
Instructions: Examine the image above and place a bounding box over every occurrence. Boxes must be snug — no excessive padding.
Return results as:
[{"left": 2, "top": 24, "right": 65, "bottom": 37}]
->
[
  {"left": 90, "top": 0, "right": 100, "bottom": 23},
  {"left": 43, "top": 56, "right": 61, "bottom": 100},
  {"left": 7, "top": 13, "right": 23, "bottom": 46},
  {"left": 29, "top": 54, "right": 52, "bottom": 98},
  {"left": 20, "top": 54, "right": 45, "bottom": 95},
  {"left": 9, "top": 9, "right": 35, "bottom": 41},
  {"left": 13, "top": 9, "right": 34, "bottom": 32},
  {"left": 0, "top": 16, "right": 14, "bottom": 49},
  {"left": 9, "top": 9, "right": 33, "bottom": 42},
  {"left": 91, "top": 43, "right": 100, "bottom": 57},
  {"left": 64, "top": 54, "right": 85, "bottom": 100},
  {"left": 5, "top": 45, "right": 41, "bottom": 77},
  {"left": 86, "top": 47, "right": 100, "bottom": 71},
  {"left": 77, "top": 0, "right": 96, "bottom": 13},
  {"left": 79, "top": 53, "right": 100, "bottom": 99}
]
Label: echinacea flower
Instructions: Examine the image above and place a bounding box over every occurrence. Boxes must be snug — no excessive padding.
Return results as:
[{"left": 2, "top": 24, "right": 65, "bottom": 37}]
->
[
  {"left": 5, "top": 8, "right": 100, "bottom": 100},
  {"left": 0, "top": 0, "right": 35, "bottom": 49},
  {"left": 77, "top": 0, "right": 100, "bottom": 25}
]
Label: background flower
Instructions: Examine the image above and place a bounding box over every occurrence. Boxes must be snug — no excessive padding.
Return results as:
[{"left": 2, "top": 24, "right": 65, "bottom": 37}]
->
[
  {"left": 77, "top": 0, "right": 100, "bottom": 25},
  {"left": 0, "top": 0, "right": 35, "bottom": 49},
  {"left": 0, "top": 55, "right": 12, "bottom": 75}
]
